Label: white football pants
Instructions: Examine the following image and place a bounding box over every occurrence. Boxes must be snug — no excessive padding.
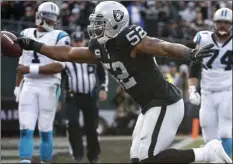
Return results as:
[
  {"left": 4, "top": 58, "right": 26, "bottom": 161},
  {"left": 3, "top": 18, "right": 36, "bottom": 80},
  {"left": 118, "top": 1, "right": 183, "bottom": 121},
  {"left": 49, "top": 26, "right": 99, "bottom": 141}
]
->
[
  {"left": 130, "top": 99, "right": 184, "bottom": 161},
  {"left": 200, "top": 90, "right": 232, "bottom": 143},
  {"left": 18, "top": 81, "right": 60, "bottom": 132}
]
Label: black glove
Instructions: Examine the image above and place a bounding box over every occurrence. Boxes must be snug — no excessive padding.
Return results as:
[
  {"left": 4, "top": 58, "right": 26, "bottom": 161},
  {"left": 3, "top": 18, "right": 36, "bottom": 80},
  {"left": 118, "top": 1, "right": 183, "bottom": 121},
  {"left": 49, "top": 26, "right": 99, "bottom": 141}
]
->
[
  {"left": 188, "top": 43, "right": 215, "bottom": 70},
  {"left": 15, "top": 37, "right": 44, "bottom": 52}
]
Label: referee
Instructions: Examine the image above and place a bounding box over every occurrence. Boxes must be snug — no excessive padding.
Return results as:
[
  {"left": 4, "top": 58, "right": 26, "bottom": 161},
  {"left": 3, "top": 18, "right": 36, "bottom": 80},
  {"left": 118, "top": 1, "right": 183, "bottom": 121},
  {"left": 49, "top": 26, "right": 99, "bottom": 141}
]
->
[{"left": 63, "top": 31, "right": 108, "bottom": 163}]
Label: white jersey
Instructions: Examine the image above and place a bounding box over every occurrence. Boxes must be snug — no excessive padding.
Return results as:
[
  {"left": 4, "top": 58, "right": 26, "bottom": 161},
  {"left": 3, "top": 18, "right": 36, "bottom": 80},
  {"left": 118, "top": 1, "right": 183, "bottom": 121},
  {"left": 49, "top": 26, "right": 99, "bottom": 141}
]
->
[
  {"left": 193, "top": 31, "right": 232, "bottom": 92},
  {"left": 19, "top": 28, "right": 71, "bottom": 85}
]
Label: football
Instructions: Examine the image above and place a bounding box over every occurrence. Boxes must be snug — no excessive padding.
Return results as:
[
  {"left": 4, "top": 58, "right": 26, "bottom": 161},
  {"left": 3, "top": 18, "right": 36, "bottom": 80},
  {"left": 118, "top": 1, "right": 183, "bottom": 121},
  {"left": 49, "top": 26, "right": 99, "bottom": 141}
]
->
[{"left": 1, "top": 31, "right": 22, "bottom": 57}]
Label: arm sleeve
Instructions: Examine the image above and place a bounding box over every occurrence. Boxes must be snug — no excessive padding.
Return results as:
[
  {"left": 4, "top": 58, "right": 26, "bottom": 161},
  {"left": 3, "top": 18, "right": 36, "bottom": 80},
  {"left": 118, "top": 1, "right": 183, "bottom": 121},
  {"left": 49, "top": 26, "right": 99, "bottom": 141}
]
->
[
  {"left": 97, "top": 62, "right": 109, "bottom": 92},
  {"left": 189, "top": 62, "right": 202, "bottom": 78}
]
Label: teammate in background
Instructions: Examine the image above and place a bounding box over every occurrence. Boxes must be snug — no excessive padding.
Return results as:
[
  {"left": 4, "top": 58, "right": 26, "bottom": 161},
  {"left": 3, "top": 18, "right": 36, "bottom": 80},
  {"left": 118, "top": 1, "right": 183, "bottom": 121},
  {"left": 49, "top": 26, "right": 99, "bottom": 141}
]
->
[
  {"left": 15, "top": 1, "right": 232, "bottom": 163},
  {"left": 189, "top": 8, "right": 232, "bottom": 157},
  {"left": 14, "top": 2, "right": 70, "bottom": 163}
]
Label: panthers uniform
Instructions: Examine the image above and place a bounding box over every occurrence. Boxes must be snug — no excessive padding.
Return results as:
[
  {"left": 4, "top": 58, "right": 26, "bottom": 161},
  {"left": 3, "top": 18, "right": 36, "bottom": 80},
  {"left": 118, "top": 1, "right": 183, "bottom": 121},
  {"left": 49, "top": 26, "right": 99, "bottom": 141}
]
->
[
  {"left": 89, "top": 25, "right": 184, "bottom": 161},
  {"left": 18, "top": 28, "right": 70, "bottom": 131},
  {"left": 191, "top": 31, "right": 232, "bottom": 143},
  {"left": 18, "top": 28, "right": 70, "bottom": 161}
]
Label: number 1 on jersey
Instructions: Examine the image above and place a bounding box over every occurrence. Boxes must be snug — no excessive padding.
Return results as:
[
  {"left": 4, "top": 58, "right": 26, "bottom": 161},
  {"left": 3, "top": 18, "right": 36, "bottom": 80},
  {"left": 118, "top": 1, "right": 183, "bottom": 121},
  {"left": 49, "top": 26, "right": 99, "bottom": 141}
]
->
[{"left": 31, "top": 51, "right": 40, "bottom": 63}]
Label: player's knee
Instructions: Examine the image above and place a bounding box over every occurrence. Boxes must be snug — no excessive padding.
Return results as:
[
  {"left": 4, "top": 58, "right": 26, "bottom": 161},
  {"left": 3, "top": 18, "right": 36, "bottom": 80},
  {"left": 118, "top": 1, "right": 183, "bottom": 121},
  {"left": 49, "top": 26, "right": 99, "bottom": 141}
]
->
[
  {"left": 39, "top": 124, "right": 53, "bottom": 132},
  {"left": 20, "top": 122, "right": 34, "bottom": 130},
  {"left": 19, "top": 113, "right": 36, "bottom": 130},
  {"left": 38, "top": 116, "right": 54, "bottom": 132},
  {"left": 219, "top": 127, "right": 232, "bottom": 138}
]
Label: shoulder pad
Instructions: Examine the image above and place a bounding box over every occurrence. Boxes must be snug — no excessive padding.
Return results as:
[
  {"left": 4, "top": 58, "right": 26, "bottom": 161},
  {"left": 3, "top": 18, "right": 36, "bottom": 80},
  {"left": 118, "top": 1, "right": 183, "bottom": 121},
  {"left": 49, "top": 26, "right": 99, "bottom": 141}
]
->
[
  {"left": 193, "top": 31, "right": 213, "bottom": 45},
  {"left": 21, "top": 28, "right": 36, "bottom": 37},
  {"left": 56, "top": 31, "right": 69, "bottom": 43}
]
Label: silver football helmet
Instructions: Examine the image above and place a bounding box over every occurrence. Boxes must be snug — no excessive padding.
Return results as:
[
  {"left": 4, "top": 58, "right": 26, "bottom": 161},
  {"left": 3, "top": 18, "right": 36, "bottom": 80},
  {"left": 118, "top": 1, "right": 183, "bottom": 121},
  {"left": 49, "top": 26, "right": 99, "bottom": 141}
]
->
[
  {"left": 213, "top": 8, "right": 232, "bottom": 36},
  {"left": 35, "top": 2, "right": 60, "bottom": 31},
  {"left": 87, "top": 1, "right": 129, "bottom": 43}
]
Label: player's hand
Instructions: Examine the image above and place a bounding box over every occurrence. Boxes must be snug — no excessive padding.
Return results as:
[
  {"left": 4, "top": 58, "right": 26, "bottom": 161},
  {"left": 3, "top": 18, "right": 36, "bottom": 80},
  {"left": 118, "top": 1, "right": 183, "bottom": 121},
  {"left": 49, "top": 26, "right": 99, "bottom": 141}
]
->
[
  {"left": 99, "top": 90, "right": 108, "bottom": 101},
  {"left": 189, "top": 86, "right": 201, "bottom": 106},
  {"left": 14, "top": 87, "right": 20, "bottom": 102},
  {"left": 15, "top": 37, "right": 44, "bottom": 52},
  {"left": 189, "top": 43, "right": 215, "bottom": 70},
  {"left": 16, "top": 65, "right": 29, "bottom": 74}
]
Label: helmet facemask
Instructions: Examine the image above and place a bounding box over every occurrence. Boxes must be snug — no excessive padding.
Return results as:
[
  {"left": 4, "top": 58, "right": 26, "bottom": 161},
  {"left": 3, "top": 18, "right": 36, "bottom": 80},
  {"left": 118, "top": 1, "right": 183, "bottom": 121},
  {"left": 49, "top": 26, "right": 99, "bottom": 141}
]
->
[
  {"left": 87, "top": 15, "right": 106, "bottom": 39},
  {"left": 88, "top": 14, "right": 119, "bottom": 44},
  {"left": 36, "top": 11, "right": 58, "bottom": 31}
]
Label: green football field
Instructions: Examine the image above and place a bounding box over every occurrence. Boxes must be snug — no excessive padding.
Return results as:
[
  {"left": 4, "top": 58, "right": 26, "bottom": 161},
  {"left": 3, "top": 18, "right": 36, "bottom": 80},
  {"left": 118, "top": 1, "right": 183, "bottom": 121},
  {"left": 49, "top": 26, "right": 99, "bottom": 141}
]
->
[
  {"left": 2, "top": 136, "right": 231, "bottom": 163},
  {"left": 51, "top": 137, "right": 205, "bottom": 163}
]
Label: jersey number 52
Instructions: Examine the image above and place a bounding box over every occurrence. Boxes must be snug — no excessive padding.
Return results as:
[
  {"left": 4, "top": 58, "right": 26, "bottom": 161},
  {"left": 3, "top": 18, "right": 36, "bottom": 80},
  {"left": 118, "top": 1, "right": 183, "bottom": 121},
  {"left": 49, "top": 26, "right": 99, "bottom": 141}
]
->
[
  {"left": 104, "top": 61, "right": 137, "bottom": 89},
  {"left": 126, "top": 26, "right": 147, "bottom": 46}
]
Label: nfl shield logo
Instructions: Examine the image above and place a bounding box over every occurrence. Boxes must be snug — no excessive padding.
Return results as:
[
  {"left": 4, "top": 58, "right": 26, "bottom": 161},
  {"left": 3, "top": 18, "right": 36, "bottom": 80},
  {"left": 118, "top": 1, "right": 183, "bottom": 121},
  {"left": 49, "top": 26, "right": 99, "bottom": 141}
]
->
[{"left": 113, "top": 10, "right": 124, "bottom": 22}]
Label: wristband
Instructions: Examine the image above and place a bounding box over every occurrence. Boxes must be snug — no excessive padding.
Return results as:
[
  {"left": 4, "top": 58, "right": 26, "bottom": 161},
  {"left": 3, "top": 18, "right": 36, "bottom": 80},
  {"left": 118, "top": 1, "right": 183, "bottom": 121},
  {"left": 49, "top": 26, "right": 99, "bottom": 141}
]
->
[{"left": 29, "top": 65, "right": 40, "bottom": 74}]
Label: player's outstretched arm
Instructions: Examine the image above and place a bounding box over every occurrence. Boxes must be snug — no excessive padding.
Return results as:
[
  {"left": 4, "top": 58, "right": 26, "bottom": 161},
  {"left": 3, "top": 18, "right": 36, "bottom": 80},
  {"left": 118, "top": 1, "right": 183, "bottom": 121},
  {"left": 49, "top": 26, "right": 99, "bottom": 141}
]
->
[
  {"left": 38, "top": 63, "right": 64, "bottom": 74},
  {"left": 40, "top": 45, "right": 98, "bottom": 64},
  {"left": 16, "top": 37, "right": 98, "bottom": 64},
  {"left": 133, "top": 36, "right": 214, "bottom": 63}
]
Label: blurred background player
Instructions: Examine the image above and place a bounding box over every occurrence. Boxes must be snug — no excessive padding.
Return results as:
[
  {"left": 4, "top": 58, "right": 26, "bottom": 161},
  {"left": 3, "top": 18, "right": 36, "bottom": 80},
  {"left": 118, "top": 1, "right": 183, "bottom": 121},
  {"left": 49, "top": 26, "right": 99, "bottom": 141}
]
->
[
  {"left": 63, "top": 31, "right": 108, "bottom": 163},
  {"left": 13, "top": 2, "right": 71, "bottom": 163},
  {"left": 189, "top": 8, "right": 232, "bottom": 157}
]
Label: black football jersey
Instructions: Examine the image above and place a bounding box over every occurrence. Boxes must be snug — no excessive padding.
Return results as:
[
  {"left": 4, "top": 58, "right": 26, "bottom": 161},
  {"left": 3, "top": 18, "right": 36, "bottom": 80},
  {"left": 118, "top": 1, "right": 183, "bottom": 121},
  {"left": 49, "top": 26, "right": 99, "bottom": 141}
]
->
[{"left": 89, "top": 25, "right": 181, "bottom": 114}]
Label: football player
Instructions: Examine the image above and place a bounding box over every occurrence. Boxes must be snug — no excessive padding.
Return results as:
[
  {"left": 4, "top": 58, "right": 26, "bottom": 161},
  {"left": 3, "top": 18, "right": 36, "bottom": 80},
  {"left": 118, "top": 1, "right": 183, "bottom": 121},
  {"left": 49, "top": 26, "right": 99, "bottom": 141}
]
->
[
  {"left": 15, "top": 1, "right": 232, "bottom": 163},
  {"left": 14, "top": 2, "right": 70, "bottom": 163},
  {"left": 189, "top": 8, "right": 232, "bottom": 157}
]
